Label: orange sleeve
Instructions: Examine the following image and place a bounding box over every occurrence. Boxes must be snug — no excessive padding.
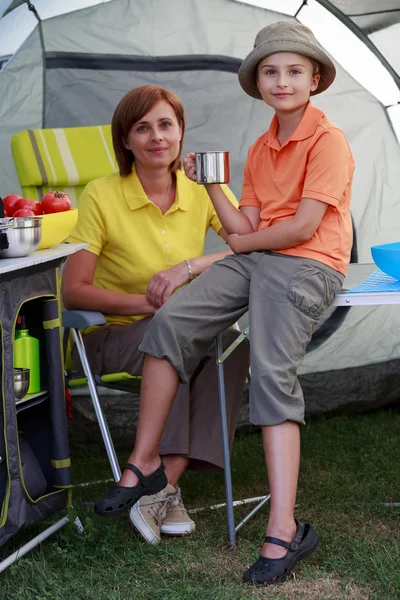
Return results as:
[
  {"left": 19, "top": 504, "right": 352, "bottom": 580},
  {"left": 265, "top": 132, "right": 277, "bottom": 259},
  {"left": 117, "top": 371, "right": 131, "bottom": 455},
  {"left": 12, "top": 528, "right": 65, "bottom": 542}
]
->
[
  {"left": 302, "top": 128, "right": 354, "bottom": 207},
  {"left": 239, "top": 154, "right": 261, "bottom": 208}
]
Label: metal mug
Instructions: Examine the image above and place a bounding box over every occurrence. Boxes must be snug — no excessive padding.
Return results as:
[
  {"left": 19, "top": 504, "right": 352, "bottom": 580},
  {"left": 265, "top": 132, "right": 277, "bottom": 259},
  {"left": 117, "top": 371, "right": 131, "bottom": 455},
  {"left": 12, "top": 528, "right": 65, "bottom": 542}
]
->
[{"left": 195, "top": 151, "right": 230, "bottom": 184}]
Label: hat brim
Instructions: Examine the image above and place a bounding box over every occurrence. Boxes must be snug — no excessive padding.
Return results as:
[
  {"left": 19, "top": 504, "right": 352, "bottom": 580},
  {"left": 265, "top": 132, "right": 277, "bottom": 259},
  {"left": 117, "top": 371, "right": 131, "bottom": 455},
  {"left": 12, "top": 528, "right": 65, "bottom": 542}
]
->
[{"left": 238, "top": 39, "right": 336, "bottom": 99}]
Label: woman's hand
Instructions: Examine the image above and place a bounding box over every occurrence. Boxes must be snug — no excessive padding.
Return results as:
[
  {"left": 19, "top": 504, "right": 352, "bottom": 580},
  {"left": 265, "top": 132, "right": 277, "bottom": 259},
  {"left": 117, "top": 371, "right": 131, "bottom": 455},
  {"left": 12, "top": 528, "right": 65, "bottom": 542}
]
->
[
  {"left": 146, "top": 263, "right": 188, "bottom": 308},
  {"left": 141, "top": 299, "right": 159, "bottom": 315},
  {"left": 183, "top": 153, "right": 197, "bottom": 182}
]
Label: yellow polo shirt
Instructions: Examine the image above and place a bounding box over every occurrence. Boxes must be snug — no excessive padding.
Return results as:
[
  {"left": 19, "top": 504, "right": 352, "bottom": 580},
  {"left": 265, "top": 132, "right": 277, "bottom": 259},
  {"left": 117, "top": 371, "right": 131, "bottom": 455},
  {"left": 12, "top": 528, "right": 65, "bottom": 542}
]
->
[{"left": 67, "top": 166, "right": 237, "bottom": 325}]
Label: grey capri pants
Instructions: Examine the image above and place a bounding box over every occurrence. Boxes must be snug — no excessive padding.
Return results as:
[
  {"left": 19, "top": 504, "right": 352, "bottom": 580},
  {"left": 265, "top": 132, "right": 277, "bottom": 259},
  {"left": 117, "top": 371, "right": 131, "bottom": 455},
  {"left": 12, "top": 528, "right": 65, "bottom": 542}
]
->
[{"left": 139, "top": 251, "right": 343, "bottom": 426}]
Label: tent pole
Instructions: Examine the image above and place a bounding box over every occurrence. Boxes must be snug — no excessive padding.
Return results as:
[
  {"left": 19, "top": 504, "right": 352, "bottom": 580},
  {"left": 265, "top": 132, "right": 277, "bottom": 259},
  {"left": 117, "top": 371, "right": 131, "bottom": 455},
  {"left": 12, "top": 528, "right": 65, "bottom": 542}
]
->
[
  {"left": 294, "top": 1, "right": 308, "bottom": 19},
  {"left": 26, "top": 2, "right": 46, "bottom": 127},
  {"left": 314, "top": 0, "right": 400, "bottom": 92}
]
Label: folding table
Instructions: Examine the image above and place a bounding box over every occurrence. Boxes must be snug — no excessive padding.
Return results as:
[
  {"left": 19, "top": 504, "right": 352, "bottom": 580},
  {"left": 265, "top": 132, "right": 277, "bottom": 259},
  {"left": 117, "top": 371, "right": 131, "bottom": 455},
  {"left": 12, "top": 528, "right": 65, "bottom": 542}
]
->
[
  {"left": 0, "top": 243, "right": 86, "bottom": 572},
  {"left": 216, "top": 262, "right": 398, "bottom": 546}
]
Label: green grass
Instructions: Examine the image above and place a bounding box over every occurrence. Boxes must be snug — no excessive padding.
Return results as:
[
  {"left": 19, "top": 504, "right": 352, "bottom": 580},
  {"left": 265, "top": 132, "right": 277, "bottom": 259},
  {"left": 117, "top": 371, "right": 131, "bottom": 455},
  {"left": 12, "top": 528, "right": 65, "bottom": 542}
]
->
[{"left": 1, "top": 408, "right": 399, "bottom": 600}]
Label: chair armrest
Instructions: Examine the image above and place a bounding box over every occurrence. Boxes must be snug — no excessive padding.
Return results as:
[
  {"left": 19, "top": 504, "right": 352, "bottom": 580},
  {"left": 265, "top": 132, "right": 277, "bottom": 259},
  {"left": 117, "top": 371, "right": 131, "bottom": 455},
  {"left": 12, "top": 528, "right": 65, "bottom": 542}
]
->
[{"left": 62, "top": 309, "right": 106, "bottom": 329}]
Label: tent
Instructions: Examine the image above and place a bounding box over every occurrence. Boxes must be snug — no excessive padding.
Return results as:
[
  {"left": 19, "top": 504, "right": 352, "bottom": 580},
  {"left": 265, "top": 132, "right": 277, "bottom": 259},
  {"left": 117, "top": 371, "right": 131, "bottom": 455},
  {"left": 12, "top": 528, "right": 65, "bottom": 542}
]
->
[{"left": 1, "top": 0, "right": 400, "bottom": 415}]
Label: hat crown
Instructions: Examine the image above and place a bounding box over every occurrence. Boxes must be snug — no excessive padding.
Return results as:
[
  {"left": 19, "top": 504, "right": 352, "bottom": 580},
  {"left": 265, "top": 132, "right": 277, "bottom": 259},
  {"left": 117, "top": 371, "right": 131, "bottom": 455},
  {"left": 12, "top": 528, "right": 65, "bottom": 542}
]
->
[
  {"left": 254, "top": 21, "right": 318, "bottom": 50},
  {"left": 239, "top": 20, "right": 336, "bottom": 99}
]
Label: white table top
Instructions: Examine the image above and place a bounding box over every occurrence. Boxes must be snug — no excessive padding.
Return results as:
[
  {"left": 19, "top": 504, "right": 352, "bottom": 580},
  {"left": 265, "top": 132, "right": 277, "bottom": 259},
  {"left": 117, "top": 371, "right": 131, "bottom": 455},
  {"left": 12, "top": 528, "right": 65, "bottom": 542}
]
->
[
  {"left": 0, "top": 252, "right": 395, "bottom": 306},
  {"left": 334, "top": 263, "right": 400, "bottom": 306},
  {"left": 0, "top": 243, "right": 88, "bottom": 275}
]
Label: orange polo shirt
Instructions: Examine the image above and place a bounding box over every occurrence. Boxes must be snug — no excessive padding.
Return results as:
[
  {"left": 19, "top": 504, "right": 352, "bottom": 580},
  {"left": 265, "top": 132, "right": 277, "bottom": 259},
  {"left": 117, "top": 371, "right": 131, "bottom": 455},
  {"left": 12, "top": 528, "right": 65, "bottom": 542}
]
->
[{"left": 240, "top": 102, "right": 354, "bottom": 275}]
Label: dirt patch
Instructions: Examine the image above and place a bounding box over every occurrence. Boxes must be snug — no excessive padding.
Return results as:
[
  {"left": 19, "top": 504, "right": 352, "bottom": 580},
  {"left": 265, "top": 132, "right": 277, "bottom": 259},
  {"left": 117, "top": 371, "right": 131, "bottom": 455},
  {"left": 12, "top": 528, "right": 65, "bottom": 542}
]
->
[{"left": 245, "top": 571, "right": 373, "bottom": 600}]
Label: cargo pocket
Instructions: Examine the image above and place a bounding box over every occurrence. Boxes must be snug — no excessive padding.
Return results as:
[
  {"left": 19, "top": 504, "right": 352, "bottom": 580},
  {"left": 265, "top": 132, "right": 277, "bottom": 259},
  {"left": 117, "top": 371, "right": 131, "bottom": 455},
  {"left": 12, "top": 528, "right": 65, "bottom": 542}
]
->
[{"left": 288, "top": 264, "right": 340, "bottom": 320}]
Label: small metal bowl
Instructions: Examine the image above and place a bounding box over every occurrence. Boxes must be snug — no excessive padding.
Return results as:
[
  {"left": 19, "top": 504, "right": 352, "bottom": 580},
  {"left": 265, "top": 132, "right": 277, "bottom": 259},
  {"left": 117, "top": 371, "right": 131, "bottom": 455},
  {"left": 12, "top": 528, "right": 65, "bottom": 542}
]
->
[
  {"left": 0, "top": 217, "right": 42, "bottom": 258},
  {"left": 14, "top": 367, "right": 30, "bottom": 400}
]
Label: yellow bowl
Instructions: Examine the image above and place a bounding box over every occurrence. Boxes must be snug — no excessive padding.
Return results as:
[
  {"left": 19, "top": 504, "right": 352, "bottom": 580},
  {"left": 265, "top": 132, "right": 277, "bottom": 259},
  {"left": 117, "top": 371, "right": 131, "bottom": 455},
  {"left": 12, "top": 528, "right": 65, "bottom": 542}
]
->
[{"left": 37, "top": 208, "right": 78, "bottom": 250}]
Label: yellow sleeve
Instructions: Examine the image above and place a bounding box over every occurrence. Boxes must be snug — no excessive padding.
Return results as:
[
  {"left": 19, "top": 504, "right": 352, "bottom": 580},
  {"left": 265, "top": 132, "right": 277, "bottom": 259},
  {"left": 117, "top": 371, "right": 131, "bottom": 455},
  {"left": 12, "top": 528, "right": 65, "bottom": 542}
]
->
[
  {"left": 66, "top": 181, "right": 106, "bottom": 256},
  {"left": 208, "top": 184, "right": 239, "bottom": 234}
]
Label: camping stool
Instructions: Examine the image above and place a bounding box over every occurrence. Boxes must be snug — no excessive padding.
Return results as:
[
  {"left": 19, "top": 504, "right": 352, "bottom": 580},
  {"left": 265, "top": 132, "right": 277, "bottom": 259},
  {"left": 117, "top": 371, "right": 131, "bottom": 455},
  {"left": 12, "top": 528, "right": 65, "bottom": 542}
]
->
[
  {"left": 216, "top": 328, "right": 270, "bottom": 547},
  {"left": 215, "top": 262, "right": 400, "bottom": 547}
]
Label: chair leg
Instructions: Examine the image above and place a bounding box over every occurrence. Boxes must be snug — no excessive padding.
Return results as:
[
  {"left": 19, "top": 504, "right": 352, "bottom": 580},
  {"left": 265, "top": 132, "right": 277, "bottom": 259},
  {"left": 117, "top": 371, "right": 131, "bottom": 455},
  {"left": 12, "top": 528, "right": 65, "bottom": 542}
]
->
[
  {"left": 216, "top": 333, "right": 236, "bottom": 547},
  {"left": 71, "top": 328, "right": 121, "bottom": 482},
  {"left": 232, "top": 321, "right": 251, "bottom": 384}
]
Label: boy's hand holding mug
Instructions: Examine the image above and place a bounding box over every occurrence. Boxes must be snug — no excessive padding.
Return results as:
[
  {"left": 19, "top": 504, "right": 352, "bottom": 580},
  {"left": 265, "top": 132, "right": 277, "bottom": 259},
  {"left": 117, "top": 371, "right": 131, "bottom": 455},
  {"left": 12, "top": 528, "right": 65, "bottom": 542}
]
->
[{"left": 183, "top": 153, "right": 197, "bottom": 181}]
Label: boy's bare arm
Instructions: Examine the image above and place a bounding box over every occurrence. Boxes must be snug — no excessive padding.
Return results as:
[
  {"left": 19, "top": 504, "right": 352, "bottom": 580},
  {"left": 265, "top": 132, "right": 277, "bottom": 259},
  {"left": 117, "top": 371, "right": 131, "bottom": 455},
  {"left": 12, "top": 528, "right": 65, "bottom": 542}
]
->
[
  {"left": 205, "top": 184, "right": 258, "bottom": 234},
  {"left": 227, "top": 197, "right": 328, "bottom": 254},
  {"left": 183, "top": 153, "right": 258, "bottom": 234}
]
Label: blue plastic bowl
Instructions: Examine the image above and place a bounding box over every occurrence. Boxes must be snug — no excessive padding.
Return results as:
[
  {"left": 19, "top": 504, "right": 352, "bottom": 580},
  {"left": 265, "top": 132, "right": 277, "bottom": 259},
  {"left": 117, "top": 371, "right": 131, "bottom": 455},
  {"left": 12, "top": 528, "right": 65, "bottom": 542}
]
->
[{"left": 371, "top": 242, "right": 400, "bottom": 280}]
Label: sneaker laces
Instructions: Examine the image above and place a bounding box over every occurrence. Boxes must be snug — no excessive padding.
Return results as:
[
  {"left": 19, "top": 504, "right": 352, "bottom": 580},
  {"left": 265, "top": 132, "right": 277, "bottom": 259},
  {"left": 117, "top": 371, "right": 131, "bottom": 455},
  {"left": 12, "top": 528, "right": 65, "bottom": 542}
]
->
[
  {"left": 148, "top": 493, "right": 170, "bottom": 526},
  {"left": 165, "top": 487, "right": 187, "bottom": 516}
]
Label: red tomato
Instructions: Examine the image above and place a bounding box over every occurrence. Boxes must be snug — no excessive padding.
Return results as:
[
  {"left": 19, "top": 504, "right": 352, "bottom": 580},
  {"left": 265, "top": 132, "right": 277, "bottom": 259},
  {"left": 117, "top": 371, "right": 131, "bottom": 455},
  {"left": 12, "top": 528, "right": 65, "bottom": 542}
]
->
[
  {"left": 4, "top": 210, "right": 8, "bottom": 218},
  {"left": 14, "top": 198, "right": 43, "bottom": 216},
  {"left": 13, "top": 208, "right": 36, "bottom": 217},
  {"left": 3, "top": 194, "right": 22, "bottom": 216},
  {"left": 41, "top": 191, "right": 72, "bottom": 214}
]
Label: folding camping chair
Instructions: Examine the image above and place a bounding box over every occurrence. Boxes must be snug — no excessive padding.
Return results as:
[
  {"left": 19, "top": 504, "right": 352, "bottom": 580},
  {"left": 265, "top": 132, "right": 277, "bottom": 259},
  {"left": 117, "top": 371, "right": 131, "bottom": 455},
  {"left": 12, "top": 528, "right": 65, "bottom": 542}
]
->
[{"left": 12, "top": 125, "right": 259, "bottom": 545}]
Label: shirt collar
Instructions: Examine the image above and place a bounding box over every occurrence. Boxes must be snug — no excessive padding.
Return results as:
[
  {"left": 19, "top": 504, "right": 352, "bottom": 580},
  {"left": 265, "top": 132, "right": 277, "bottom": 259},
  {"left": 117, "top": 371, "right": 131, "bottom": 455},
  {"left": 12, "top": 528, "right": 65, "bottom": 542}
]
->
[
  {"left": 122, "top": 164, "right": 188, "bottom": 212},
  {"left": 265, "top": 101, "right": 324, "bottom": 150}
]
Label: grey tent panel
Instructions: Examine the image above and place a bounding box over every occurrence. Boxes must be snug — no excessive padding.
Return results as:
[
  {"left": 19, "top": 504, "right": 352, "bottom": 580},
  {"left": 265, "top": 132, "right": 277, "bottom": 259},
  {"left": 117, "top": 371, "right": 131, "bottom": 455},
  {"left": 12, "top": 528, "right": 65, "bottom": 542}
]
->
[{"left": 0, "top": 0, "right": 399, "bottom": 413}]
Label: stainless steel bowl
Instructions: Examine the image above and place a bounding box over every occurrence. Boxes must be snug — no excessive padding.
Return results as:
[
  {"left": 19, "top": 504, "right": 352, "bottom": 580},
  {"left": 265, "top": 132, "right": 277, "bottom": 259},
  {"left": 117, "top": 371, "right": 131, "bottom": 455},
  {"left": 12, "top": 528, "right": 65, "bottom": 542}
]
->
[
  {"left": 195, "top": 151, "right": 230, "bottom": 184},
  {"left": 14, "top": 367, "right": 30, "bottom": 400},
  {"left": 0, "top": 217, "right": 42, "bottom": 258}
]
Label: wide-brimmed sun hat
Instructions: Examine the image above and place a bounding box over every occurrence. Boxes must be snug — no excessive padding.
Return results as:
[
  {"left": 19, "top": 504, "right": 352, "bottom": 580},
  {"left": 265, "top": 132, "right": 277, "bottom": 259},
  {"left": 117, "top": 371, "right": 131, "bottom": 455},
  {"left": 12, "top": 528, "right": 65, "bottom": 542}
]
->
[{"left": 238, "top": 21, "right": 336, "bottom": 99}]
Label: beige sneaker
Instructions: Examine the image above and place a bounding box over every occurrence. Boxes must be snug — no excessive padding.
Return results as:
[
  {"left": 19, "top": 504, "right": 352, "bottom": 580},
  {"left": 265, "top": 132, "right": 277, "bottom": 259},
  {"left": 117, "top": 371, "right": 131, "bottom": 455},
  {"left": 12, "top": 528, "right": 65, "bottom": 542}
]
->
[
  {"left": 129, "top": 484, "right": 175, "bottom": 545},
  {"left": 160, "top": 487, "right": 196, "bottom": 536}
]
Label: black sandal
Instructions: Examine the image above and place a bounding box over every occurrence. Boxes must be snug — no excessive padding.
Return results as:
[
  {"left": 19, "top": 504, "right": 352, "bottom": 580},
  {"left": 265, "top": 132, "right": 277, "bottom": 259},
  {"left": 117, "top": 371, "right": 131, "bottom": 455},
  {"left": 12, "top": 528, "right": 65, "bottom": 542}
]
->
[
  {"left": 242, "top": 520, "right": 320, "bottom": 585},
  {"left": 94, "top": 462, "right": 167, "bottom": 517}
]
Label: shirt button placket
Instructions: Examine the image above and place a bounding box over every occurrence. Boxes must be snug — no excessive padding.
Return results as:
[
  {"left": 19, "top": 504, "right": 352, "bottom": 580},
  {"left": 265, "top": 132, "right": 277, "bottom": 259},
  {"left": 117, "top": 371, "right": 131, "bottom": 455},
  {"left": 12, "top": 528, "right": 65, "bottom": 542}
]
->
[{"left": 161, "top": 225, "right": 172, "bottom": 264}]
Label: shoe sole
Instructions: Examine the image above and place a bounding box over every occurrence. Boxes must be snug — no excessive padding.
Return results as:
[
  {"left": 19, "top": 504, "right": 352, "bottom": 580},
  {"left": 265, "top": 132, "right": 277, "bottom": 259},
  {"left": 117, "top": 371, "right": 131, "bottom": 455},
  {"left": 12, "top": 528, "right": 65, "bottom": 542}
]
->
[
  {"left": 160, "top": 521, "right": 196, "bottom": 535},
  {"left": 129, "top": 503, "right": 160, "bottom": 545}
]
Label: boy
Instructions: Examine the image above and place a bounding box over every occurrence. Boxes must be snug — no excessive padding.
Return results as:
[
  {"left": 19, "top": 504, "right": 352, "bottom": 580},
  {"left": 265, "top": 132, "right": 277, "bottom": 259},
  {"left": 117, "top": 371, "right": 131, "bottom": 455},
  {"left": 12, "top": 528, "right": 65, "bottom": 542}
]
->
[{"left": 94, "top": 21, "right": 354, "bottom": 586}]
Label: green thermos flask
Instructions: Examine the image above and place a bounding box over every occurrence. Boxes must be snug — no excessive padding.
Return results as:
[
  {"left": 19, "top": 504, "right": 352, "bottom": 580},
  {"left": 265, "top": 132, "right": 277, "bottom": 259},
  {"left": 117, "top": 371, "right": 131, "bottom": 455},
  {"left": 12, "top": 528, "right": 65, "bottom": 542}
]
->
[{"left": 14, "top": 315, "right": 40, "bottom": 394}]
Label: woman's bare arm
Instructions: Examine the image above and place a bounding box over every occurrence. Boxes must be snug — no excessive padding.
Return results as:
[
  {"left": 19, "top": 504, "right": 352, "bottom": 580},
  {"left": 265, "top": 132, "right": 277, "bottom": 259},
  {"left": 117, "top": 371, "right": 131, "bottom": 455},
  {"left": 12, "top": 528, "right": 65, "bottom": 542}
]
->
[{"left": 62, "top": 249, "right": 156, "bottom": 315}]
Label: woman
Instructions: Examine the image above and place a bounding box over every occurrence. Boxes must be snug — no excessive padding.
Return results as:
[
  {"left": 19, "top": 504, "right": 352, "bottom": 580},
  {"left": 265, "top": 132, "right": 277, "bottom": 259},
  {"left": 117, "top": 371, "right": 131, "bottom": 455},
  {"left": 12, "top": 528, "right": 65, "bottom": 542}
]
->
[{"left": 62, "top": 84, "right": 249, "bottom": 545}]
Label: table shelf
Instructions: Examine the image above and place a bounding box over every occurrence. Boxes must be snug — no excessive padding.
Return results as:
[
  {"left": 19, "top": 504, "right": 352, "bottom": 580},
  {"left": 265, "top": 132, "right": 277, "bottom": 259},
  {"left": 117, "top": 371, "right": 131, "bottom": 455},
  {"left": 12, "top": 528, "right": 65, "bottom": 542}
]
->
[{"left": 15, "top": 390, "right": 49, "bottom": 413}]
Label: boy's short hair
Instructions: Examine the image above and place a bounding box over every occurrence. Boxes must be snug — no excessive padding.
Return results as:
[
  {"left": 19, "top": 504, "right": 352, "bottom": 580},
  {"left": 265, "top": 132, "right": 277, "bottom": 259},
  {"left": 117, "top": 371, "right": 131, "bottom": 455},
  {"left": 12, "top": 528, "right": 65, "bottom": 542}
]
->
[
  {"left": 238, "top": 21, "right": 335, "bottom": 99},
  {"left": 310, "top": 58, "right": 321, "bottom": 75},
  {"left": 112, "top": 84, "right": 186, "bottom": 176}
]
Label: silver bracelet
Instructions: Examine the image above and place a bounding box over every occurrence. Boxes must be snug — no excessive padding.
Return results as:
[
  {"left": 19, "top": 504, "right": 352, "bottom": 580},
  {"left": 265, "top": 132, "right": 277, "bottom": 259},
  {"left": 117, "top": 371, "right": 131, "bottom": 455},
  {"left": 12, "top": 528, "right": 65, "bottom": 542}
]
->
[{"left": 184, "top": 259, "right": 193, "bottom": 282}]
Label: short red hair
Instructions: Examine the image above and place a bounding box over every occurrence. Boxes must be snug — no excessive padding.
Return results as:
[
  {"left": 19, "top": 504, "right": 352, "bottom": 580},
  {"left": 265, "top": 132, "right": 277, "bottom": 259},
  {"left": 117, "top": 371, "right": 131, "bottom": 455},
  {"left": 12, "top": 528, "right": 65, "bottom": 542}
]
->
[{"left": 112, "top": 85, "right": 185, "bottom": 176}]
